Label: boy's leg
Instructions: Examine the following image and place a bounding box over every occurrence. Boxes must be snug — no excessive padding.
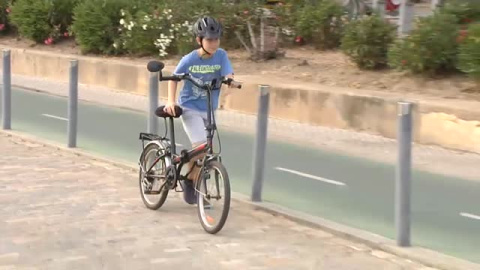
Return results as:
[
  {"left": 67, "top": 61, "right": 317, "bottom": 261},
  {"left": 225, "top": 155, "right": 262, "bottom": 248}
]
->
[{"left": 180, "top": 108, "right": 208, "bottom": 204}]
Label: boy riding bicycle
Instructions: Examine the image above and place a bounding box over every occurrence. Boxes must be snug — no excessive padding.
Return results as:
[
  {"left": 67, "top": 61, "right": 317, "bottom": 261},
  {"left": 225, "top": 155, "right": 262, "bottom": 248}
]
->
[{"left": 163, "top": 16, "right": 236, "bottom": 205}]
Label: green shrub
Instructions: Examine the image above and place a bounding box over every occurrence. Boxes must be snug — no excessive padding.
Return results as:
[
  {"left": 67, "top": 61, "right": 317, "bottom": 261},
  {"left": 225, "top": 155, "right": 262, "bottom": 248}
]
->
[
  {"left": 294, "top": 0, "right": 347, "bottom": 49},
  {"left": 71, "top": 0, "right": 131, "bottom": 54},
  {"left": 439, "top": 0, "right": 480, "bottom": 25},
  {"left": 0, "top": 0, "right": 14, "bottom": 34},
  {"left": 9, "top": 0, "right": 51, "bottom": 42},
  {"left": 387, "top": 13, "right": 460, "bottom": 75},
  {"left": 341, "top": 14, "right": 397, "bottom": 69},
  {"left": 457, "top": 23, "right": 480, "bottom": 81},
  {"left": 9, "top": 0, "right": 77, "bottom": 43}
]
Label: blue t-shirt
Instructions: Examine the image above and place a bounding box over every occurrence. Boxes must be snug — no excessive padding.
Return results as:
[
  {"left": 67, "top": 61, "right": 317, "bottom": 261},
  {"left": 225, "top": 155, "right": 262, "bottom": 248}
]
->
[{"left": 173, "top": 48, "right": 233, "bottom": 112}]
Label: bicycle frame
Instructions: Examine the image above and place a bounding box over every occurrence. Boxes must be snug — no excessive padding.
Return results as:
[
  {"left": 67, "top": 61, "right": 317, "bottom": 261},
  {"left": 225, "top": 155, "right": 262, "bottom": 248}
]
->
[{"left": 139, "top": 79, "right": 219, "bottom": 191}]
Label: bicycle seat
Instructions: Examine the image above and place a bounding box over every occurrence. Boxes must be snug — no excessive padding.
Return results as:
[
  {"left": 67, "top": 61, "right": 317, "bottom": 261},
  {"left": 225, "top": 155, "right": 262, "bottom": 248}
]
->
[{"left": 155, "top": 105, "right": 183, "bottom": 118}]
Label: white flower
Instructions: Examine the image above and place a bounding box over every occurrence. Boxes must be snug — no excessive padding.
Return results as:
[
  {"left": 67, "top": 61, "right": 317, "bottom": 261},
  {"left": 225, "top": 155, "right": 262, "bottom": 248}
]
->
[
  {"left": 169, "top": 29, "right": 174, "bottom": 32},
  {"left": 167, "top": 15, "right": 173, "bottom": 20},
  {"left": 168, "top": 9, "right": 172, "bottom": 13},
  {"left": 144, "top": 15, "right": 151, "bottom": 22},
  {"left": 119, "top": 19, "right": 125, "bottom": 25},
  {"left": 120, "top": 9, "right": 125, "bottom": 16},
  {"left": 142, "top": 24, "right": 148, "bottom": 30},
  {"left": 113, "top": 43, "right": 118, "bottom": 49},
  {"left": 129, "top": 21, "right": 134, "bottom": 27}
]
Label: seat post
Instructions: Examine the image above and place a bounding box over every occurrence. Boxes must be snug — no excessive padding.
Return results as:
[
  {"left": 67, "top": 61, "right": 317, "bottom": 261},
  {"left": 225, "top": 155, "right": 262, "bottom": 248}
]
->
[{"left": 168, "top": 117, "right": 176, "bottom": 155}]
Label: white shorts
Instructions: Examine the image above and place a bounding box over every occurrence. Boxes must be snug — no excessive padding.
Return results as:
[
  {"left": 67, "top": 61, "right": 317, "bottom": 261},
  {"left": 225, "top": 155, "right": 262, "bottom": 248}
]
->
[{"left": 180, "top": 107, "right": 213, "bottom": 146}]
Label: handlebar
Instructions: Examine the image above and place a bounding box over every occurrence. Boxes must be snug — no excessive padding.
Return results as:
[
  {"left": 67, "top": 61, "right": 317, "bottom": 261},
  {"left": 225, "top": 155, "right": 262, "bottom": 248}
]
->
[{"left": 146, "top": 60, "right": 242, "bottom": 90}]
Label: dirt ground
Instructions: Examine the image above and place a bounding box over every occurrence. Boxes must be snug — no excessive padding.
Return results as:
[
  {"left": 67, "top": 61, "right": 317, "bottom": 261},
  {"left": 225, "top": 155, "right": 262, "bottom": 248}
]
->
[{"left": 1, "top": 35, "right": 479, "bottom": 102}]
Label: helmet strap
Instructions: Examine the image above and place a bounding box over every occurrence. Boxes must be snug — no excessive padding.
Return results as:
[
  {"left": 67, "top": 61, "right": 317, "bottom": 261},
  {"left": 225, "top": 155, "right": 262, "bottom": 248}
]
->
[{"left": 199, "top": 37, "right": 212, "bottom": 57}]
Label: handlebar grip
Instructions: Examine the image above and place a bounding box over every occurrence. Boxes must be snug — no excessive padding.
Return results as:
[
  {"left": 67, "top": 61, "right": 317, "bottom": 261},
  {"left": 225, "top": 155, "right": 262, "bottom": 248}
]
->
[
  {"left": 160, "top": 76, "right": 182, "bottom": 81},
  {"left": 231, "top": 81, "right": 242, "bottom": 89}
]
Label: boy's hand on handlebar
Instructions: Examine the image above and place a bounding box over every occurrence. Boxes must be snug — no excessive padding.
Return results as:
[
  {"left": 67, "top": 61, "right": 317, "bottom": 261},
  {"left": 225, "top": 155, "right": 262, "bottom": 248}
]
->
[
  {"left": 228, "top": 80, "right": 242, "bottom": 89},
  {"left": 164, "top": 102, "right": 177, "bottom": 116}
]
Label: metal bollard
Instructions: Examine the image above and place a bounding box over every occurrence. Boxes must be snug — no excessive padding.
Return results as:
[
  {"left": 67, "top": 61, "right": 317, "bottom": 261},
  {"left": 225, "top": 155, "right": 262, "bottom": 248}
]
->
[
  {"left": 373, "top": 0, "right": 386, "bottom": 18},
  {"left": 68, "top": 60, "right": 78, "bottom": 148},
  {"left": 2, "top": 49, "right": 11, "bottom": 130},
  {"left": 398, "top": 0, "right": 414, "bottom": 36},
  {"left": 431, "top": 0, "right": 444, "bottom": 10},
  {"left": 251, "top": 85, "right": 270, "bottom": 202},
  {"left": 148, "top": 71, "right": 159, "bottom": 134},
  {"left": 396, "top": 101, "right": 413, "bottom": 247}
]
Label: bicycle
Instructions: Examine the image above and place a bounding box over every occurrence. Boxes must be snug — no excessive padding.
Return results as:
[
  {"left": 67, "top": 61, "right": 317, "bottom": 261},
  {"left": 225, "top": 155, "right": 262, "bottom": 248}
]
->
[{"left": 137, "top": 60, "right": 241, "bottom": 234}]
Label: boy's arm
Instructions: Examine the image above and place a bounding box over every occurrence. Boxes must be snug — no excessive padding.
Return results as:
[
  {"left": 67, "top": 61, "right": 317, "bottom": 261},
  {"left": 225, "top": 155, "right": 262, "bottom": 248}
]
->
[
  {"left": 164, "top": 80, "right": 178, "bottom": 115},
  {"left": 164, "top": 56, "right": 188, "bottom": 116},
  {"left": 221, "top": 51, "right": 235, "bottom": 86}
]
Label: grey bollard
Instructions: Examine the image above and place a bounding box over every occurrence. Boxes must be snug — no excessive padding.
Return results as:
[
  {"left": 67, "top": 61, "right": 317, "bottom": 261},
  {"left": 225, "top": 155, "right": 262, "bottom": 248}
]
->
[
  {"left": 398, "top": 0, "right": 415, "bottom": 36},
  {"left": 68, "top": 60, "right": 78, "bottom": 148},
  {"left": 148, "top": 71, "right": 159, "bottom": 134},
  {"left": 396, "top": 101, "right": 413, "bottom": 247},
  {"left": 2, "top": 49, "right": 11, "bottom": 130},
  {"left": 251, "top": 85, "right": 270, "bottom": 202}
]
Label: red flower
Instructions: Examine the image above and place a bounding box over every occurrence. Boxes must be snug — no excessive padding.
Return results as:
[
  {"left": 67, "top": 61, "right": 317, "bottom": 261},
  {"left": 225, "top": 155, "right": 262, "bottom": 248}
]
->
[
  {"left": 243, "top": 10, "right": 249, "bottom": 15},
  {"left": 6, "top": 8, "right": 10, "bottom": 13},
  {"left": 44, "top": 37, "right": 53, "bottom": 45},
  {"left": 0, "top": 24, "right": 5, "bottom": 31},
  {"left": 295, "top": 36, "right": 304, "bottom": 43},
  {"left": 457, "top": 35, "right": 466, "bottom": 44},
  {"left": 64, "top": 32, "right": 69, "bottom": 37}
]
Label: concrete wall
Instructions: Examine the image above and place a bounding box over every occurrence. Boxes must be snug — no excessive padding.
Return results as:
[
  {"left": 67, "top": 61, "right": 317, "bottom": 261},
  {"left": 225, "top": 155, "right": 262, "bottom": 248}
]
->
[{"left": 2, "top": 46, "right": 480, "bottom": 154}]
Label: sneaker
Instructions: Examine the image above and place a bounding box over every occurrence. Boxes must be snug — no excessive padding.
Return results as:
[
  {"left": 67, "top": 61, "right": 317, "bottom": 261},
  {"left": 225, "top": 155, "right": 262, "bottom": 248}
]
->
[{"left": 182, "top": 180, "right": 196, "bottom": 205}]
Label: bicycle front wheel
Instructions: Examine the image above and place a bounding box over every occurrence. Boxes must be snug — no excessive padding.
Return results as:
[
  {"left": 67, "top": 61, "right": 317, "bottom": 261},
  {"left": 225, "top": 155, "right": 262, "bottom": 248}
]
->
[{"left": 196, "top": 160, "right": 231, "bottom": 234}]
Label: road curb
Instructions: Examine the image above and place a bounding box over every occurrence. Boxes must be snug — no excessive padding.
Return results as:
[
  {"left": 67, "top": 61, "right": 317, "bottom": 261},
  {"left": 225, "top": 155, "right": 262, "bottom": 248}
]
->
[{"left": 1, "top": 129, "right": 479, "bottom": 270}]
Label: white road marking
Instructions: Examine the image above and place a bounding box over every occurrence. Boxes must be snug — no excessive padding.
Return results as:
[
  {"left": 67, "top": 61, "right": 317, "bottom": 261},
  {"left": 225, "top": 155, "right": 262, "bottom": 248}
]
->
[
  {"left": 275, "top": 167, "right": 346, "bottom": 186},
  {"left": 460, "top": 212, "right": 480, "bottom": 221},
  {"left": 163, "top": 247, "right": 191, "bottom": 253},
  {"left": 42, "top": 114, "right": 68, "bottom": 121}
]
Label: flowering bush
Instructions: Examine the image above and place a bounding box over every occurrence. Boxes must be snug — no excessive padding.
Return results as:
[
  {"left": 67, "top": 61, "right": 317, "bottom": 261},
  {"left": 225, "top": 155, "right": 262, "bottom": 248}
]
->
[
  {"left": 115, "top": 8, "right": 193, "bottom": 57},
  {"left": 439, "top": 0, "right": 480, "bottom": 25},
  {"left": 9, "top": 0, "right": 51, "bottom": 43},
  {"left": 10, "top": 0, "right": 77, "bottom": 44},
  {"left": 0, "top": 0, "right": 13, "bottom": 34},
  {"left": 71, "top": 0, "right": 131, "bottom": 54}
]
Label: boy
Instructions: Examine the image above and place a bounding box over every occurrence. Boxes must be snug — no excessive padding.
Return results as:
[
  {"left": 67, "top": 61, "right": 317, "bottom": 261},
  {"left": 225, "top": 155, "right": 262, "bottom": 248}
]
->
[{"left": 163, "top": 16, "right": 235, "bottom": 204}]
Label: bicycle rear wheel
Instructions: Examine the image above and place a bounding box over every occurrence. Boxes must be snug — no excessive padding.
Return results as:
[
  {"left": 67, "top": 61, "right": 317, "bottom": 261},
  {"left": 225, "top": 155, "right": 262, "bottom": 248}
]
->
[
  {"left": 196, "top": 160, "right": 231, "bottom": 234},
  {"left": 139, "top": 143, "right": 169, "bottom": 210}
]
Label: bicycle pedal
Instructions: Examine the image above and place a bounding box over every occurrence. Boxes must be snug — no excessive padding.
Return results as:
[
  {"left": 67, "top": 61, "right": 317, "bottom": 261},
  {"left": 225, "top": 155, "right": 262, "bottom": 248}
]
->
[
  {"left": 143, "top": 190, "right": 162, "bottom": 195},
  {"left": 174, "top": 181, "right": 184, "bottom": 193}
]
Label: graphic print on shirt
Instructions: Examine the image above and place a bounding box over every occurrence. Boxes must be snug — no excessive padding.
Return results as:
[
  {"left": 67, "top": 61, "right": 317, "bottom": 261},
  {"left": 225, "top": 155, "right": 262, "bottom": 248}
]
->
[{"left": 188, "top": 64, "right": 222, "bottom": 99}]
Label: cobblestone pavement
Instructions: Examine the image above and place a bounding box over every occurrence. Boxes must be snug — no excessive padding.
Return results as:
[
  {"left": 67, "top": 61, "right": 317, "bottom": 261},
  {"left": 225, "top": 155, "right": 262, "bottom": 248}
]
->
[{"left": 0, "top": 134, "right": 434, "bottom": 270}]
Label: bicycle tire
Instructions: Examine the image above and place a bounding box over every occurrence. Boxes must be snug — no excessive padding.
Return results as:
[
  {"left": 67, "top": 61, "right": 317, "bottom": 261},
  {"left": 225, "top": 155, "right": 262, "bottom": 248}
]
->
[
  {"left": 196, "top": 160, "right": 231, "bottom": 234},
  {"left": 139, "top": 143, "right": 169, "bottom": 210}
]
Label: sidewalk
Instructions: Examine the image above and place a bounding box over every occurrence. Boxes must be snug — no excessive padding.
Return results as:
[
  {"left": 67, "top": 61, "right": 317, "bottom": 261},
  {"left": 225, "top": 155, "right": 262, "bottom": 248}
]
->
[{"left": 0, "top": 133, "right": 435, "bottom": 269}]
